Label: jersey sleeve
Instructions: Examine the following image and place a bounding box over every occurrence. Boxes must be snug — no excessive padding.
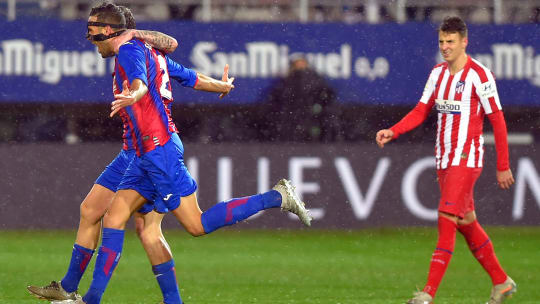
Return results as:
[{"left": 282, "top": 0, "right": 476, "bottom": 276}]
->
[
  {"left": 117, "top": 41, "right": 148, "bottom": 87},
  {"left": 166, "top": 56, "right": 198, "bottom": 88},
  {"left": 419, "top": 67, "right": 439, "bottom": 104},
  {"left": 475, "top": 71, "right": 502, "bottom": 114},
  {"left": 487, "top": 111, "right": 510, "bottom": 171}
]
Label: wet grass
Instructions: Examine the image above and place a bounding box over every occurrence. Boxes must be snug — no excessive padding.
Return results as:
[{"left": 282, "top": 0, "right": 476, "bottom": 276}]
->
[{"left": 1, "top": 227, "right": 539, "bottom": 303}]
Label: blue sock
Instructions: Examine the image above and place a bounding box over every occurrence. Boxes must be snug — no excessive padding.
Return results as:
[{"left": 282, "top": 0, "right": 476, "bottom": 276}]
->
[
  {"left": 60, "top": 244, "right": 95, "bottom": 293},
  {"left": 82, "top": 228, "right": 124, "bottom": 304},
  {"left": 153, "top": 260, "right": 183, "bottom": 304},
  {"left": 201, "top": 190, "right": 282, "bottom": 234}
]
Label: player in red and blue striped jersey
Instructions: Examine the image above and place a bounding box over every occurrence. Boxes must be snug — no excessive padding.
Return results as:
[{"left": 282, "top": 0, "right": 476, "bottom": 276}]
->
[
  {"left": 27, "top": 5, "right": 191, "bottom": 304},
  {"left": 67, "top": 3, "right": 311, "bottom": 304}
]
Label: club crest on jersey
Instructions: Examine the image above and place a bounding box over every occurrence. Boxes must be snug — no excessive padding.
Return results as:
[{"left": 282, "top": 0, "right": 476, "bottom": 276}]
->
[{"left": 455, "top": 81, "right": 465, "bottom": 94}]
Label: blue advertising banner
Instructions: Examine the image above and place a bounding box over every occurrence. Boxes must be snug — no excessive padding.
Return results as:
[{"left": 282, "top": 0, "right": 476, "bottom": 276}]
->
[{"left": 0, "top": 18, "right": 539, "bottom": 105}]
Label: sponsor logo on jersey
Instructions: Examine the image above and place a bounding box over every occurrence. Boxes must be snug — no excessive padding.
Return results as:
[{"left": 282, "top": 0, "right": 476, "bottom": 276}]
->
[
  {"left": 478, "top": 80, "right": 497, "bottom": 99},
  {"left": 435, "top": 99, "right": 461, "bottom": 114}
]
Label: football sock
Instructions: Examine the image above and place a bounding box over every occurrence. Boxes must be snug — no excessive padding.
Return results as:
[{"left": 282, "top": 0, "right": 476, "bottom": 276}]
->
[
  {"left": 423, "top": 216, "right": 457, "bottom": 298},
  {"left": 60, "top": 244, "right": 95, "bottom": 293},
  {"left": 201, "top": 190, "right": 282, "bottom": 234},
  {"left": 458, "top": 220, "right": 507, "bottom": 285},
  {"left": 153, "top": 260, "right": 183, "bottom": 304},
  {"left": 83, "top": 228, "right": 124, "bottom": 304}
]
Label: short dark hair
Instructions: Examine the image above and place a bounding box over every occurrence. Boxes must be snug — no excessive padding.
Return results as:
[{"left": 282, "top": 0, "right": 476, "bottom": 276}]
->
[
  {"left": 118, "top": 5, "right": 136, "bottom": 29},
  {"left": 89, "top": 1, "right": 126, "bottom": 27},
  {"left": 439, "top": 16, "right": 468, "bottom": 37}
]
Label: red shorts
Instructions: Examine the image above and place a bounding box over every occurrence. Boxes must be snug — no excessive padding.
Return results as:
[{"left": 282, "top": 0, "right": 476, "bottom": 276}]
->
[{"left": 437, "top": 166, "right": 483, "bottom": 219}]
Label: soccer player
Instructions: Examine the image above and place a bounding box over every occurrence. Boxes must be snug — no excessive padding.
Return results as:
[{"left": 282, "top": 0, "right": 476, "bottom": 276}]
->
[
  {"left": 376, "top": 16, "right": 516, "bottom": 304},
  {"left": 55, "top": 3, "right": 311, "bottom": 304},
  {"left": 27, "top": 4, "right": 232, "bottom": 304}
]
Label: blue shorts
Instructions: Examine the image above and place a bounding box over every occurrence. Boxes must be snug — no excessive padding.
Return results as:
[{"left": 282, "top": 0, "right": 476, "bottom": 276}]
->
[
  {"left": 94, "top": 149, "right": 158, "bottom": 214},
  {"left": 118, "top": 133, "right": 198, "bottom": 214}
]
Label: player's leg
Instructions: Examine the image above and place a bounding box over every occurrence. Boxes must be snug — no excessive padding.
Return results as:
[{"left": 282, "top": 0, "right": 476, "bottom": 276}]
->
[
  {"left": 82, "top": 189, "right": 147, "bottom": 304},
  {"left": 409, "top": 168, "right": 466, "bottom": 303},
  {"left": 134, "top": 211, "right": 183, "bottom": 304},
  {"left": 27, "top": 184, "right": 114, "bottom": 301},
  {"left": 165, "top": 133, "right": 311, "bottom": 235},
  {"left": 458, "top": 210, "right": 516, "bottom": 303},
  {"left": 170, "top": 178, "right": 310, "bottom": 237}
]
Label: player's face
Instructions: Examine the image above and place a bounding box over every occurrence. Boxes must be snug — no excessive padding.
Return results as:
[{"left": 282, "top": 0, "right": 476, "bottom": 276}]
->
[
  {"left": 438, "top": 31, "right": 467, "bottom": 63},
  {"left": 87, "top": 16, "right": 115, "bottom": 58}
]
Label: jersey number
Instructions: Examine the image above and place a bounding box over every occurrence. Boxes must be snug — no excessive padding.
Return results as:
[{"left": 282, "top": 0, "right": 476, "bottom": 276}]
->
[{"left": 156, "top": 54, "right": 172, "bottom": 100}]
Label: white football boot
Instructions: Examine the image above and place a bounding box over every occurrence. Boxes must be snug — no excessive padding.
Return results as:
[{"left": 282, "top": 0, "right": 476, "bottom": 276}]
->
[
  {"left": 273, "top": 179, "right": 312, "bottom": 226},
  {"left": 487, "top": 276, "right": 517, "bottom": 304},
  {"left": 27, "top": 280, "right": 79, "bottom": 301},
  {"left": 406, "top": 291, "right": 433, "bottom": 304}
]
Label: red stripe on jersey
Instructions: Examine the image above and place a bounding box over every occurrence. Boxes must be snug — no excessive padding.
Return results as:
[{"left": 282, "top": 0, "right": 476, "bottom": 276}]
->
[
  {"left": 434, "top": 64, "right": 447, "bottom": 167},
  {"left": 117, "top": 62, "right": 141, "bottom": 156},
  {"left": 447, "top": 60, "right": 471, "bottom": 167},
  {"left": 457, "top": 62, "right": 476, "bottom": 167},
  {"left": 149, "top": 50, "right": 177, "bottom": 134}
]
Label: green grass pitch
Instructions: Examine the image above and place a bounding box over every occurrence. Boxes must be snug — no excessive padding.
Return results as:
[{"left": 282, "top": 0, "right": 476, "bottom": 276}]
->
[{"left": 1, "top": 227, "right": 539, "bottom": 303}]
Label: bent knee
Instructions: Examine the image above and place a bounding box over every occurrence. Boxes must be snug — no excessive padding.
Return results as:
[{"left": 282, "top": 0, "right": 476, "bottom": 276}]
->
[
  {"left": 138, "top": 228, "right": 163, "bottom": 246},
  {"left": 185, "top": 224, "right": 205, "bottom": 237},
  {"left": 80, "top": 201, "right": 106, "bottom": 223}
]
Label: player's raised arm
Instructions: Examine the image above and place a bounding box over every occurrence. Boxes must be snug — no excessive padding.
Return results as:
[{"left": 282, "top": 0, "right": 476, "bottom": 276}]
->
[
  {"left": 113, "top": 29, "right": 178, "bottom": 54},
  {"left": 194, "top": 64, "right": 235, "bottom": 99},
  {"left": 110, "top": 79, "right": 148, "bottom": 117}
]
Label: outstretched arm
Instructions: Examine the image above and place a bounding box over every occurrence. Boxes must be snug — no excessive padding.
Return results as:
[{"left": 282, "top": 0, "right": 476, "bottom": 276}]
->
[
  {"left": 194, "top": 64, "right": 235, "bottom": 99},
  {"left": 375, "top": 101, "right": 433, "bottom": 148},
  {"left": 113, "top": 29, "right": 178, "bottom": 54}
]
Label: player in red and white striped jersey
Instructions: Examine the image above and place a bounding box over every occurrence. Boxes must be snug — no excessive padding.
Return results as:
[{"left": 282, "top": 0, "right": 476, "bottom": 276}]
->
[{"left": 376, "top": 16, "right": 516, "bottom": 304}]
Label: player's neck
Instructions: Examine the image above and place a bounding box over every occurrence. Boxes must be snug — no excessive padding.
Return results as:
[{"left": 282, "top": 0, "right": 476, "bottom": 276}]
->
[{"left": 447, "top": 53, "right": 468, "bottom": 75}]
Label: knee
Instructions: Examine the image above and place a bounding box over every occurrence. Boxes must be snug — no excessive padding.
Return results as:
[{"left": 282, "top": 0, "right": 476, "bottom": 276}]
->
[
  {"left": 185, "top": 223, "right": 205, "bottom": 237},
  {"left": 102, "top": 211, "right": 125, "bottom": 230},
  {"left": 80, "top": 201, "right": 104, "bottom": 224},
  {"left": 138, "top": 227, "right": 162, "bottom": 246}
]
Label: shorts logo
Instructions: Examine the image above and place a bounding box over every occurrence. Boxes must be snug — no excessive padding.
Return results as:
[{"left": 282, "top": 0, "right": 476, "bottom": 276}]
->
[
  {"left": 163, "top": 194, "right": 172, "bottom": 201},
  {"left": 455, "top": 80, "right": 465, "bottom": 94},
  {"left": 444, "top": 201, "right": 455, "bottom": 206}
]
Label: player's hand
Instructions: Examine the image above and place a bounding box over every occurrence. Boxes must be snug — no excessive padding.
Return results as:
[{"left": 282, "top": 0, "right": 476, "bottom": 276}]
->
[
  {"left": 110, "top": 80, "right": 134, "bottom": 117},
  {"left": 496, "top": 169, "right": 514, "bottom": 190},
  {"left": 376, "top": 129, "right": 394, "bottom": 148},
  {"left": 112, "top": 29, "right": 135, "bottom": 53},
  {"left": 219, "top": 64, "right": 235, "bottom": 99}
]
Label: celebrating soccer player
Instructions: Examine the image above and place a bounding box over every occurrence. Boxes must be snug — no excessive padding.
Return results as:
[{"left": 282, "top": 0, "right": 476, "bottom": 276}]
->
[
  {"left": 27, "top": 5, "right": 191, "bottom": 304},
  {"left": 48, "top": 3, "right": 311, "bottom": 304},
  {"left": 376, "top": 16, "right": 516, "bottom": 304}
]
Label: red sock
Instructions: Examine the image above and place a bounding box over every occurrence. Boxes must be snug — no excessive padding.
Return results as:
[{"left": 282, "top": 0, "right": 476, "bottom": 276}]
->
[
  {"left": 423, "top": 217, "right": 457, "bottom": 298},
  {"left": 458, "top": 220, "right": 507, "bottom": 285}
]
